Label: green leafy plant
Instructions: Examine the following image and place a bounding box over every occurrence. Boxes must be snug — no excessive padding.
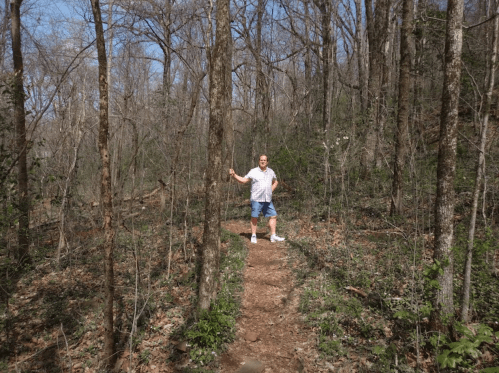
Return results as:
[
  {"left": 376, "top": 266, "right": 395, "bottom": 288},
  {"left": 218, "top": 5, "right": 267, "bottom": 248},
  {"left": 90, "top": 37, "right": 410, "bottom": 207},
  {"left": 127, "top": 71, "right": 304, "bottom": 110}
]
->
[
  {"left": 371, "top": 343, "right": 399, "bottom": 372},
  {"left": 182, "top": 230, "right": 246, "bottom": 366},
  {"left": 423, "top": 259, "right": 445, "bottom": 291},
  {"left": 437, "top": 323, "right": 495, "bottom": 369},
  {"left": 187, "top": 295, "right": 236, "bottom": 352},
  {"left": 139, "top": 349, "right": 151, "bottom": 364}
]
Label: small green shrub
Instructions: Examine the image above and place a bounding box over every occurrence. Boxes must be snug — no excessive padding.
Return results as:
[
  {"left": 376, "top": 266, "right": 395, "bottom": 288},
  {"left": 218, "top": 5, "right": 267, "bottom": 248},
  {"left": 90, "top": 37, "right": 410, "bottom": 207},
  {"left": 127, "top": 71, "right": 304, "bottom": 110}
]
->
[
  {"left": 371, "top": 343, "right": 399, "bottom": 373},
  {"left": 187, "top": 293, "right": 236, "bottom": 351},
  {"left": 437, "top": 323, "right": 497, "bottom": 370},
  {"left": 139, "top": 349, "right": 151, "bottom": 364},
  {"left": 319, "top": 338, "right": 346, "bottom": 357},
  {"left": 182, "top": 229, "right": 246, "bottom": 367}
]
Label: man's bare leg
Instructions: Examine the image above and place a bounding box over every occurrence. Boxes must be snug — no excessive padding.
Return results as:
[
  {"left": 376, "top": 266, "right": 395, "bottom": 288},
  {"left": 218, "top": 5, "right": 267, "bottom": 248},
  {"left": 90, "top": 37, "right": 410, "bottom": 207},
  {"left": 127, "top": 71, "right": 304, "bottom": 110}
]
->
[
  {"left": 251, "top": 217, "right": 258, "bottom": 236},
  {"left": 269, "top": 216, "right": 285, "bottom": 242},
  {"left": 269, "top": 216, "right": 277, "bottom": 236}
]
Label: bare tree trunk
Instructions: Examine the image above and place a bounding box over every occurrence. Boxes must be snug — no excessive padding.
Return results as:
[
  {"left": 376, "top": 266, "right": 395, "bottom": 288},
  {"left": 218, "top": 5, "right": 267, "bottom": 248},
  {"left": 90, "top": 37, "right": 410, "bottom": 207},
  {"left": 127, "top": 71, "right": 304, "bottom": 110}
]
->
[
  {"left": 255, "top": 0, "right": 269, "bottom": 152},
  {"left": 413, "top": 0, "right": 428, "bottom": 152},
  {"left": 431, "top": 0, "right": 464, "bottom": 330},
  {"left": 57, "top": 122, "right": 84, "bottom": 265},
  {"left": 223, "top": 33, "right": 234, "bottom": 176},
  {"left": 242, "top": 0, "right": 269, "bottom": 164},
  {"left": 363, "top": 0, "right": 379, "bottom": 172},
  {"left": 374, "top": 10, "right": 395, "bottom": 168},
  {"left": 199, "top": 0, "right": 231, "bottom": 311},
  {"left": 390, "top": 0, "right": 413, "bottom": 215},
  {"left": 11, "top": 0, "right": 30, "bottom": 265},
  {"left": 106, "top": 0, "right": 114, "bottom": 94},
  {"left": 354, "top": 0, "right": 368, "bottom": 114},
  {"left": 0, "top": 0, "right": 9, "bottom": 69},
  {"left": 313, "top": 0, "right": 333, "bottom": 198},
  {"left": 90, "top": 0, "right": 116, "bottom": 367},
  {"left": 183, "top": 150, "right": 192, "bottom": 261},
  {"left": 162, "top": 0, "right": 173, "bottom": 126},
  {"left": 364, "top": 0, "right": 390, "bottom": 171},
  {"left": 461, "top": 3, "right": 498, "bottom": 322},
  {"left": 303, "top": 0, "right": 313, "bottom": 130}
]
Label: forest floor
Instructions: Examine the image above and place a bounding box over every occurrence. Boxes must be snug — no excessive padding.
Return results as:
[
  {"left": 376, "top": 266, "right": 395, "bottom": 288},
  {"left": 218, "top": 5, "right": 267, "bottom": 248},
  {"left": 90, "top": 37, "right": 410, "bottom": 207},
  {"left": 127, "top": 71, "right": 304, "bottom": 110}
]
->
[{"left": 1, "top": 190, "right": 498, "bottom": 372}]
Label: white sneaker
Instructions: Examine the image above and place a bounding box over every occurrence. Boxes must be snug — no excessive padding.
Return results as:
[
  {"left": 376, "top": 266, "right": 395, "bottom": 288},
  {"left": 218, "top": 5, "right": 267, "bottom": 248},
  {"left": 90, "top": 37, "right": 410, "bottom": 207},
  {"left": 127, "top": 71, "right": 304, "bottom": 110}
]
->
[
  {"left": 251, "top": 235, "right": 257, "bottom": 244},
  {"left": 270, "top": 234, "right": 285, "bottom": 242}
]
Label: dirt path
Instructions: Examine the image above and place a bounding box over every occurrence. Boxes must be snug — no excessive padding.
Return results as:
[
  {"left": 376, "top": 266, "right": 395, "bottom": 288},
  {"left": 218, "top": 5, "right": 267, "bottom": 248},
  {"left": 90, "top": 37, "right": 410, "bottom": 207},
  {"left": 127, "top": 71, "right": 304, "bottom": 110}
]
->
[{"left": 220, "top": 221, "right": 326, "bottom": 373}]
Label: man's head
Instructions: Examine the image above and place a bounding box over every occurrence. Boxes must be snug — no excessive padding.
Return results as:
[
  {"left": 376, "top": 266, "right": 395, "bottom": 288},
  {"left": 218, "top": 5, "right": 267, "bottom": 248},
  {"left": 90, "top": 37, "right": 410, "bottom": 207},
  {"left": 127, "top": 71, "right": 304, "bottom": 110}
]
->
[{"left": 258, "top": 155, "right": 268, "bottom": 170}]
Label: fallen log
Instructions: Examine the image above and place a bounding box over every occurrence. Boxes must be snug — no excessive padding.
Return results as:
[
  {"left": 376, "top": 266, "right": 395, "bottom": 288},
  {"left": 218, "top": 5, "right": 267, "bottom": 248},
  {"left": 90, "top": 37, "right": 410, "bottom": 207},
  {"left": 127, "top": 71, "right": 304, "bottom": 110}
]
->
[{"left": 91, "top": 187, "right": 161, "bottom": 207}]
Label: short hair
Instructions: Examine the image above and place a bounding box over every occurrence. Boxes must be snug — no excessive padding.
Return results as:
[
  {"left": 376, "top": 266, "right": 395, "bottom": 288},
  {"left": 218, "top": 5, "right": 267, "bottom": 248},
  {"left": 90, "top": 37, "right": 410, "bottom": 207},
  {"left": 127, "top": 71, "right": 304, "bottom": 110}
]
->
[{"left": 259, "top": 154, "right": 269, "bottom": 162}]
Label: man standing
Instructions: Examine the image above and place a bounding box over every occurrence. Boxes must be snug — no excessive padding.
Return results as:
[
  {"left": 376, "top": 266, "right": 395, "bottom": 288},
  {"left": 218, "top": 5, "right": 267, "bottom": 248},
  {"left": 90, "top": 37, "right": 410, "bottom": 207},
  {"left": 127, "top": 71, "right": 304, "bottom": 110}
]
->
[{"left": 229, "top": 155, "right": 285, "bottom": 244}]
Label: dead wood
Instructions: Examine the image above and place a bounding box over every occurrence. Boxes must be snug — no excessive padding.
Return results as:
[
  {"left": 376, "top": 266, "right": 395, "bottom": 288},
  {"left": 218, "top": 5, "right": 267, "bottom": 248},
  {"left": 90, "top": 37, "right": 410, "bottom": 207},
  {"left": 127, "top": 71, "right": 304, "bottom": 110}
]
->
[{"left": 345, "top": 286, "right": 368, "bottom": 297}]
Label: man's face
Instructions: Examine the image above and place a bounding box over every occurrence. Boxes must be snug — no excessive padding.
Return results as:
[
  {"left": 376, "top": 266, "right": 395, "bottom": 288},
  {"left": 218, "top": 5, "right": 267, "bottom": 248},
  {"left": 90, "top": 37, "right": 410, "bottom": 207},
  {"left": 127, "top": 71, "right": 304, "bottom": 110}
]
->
[{"left": 259, "top": 156, "right": 268, "bottom": 169}]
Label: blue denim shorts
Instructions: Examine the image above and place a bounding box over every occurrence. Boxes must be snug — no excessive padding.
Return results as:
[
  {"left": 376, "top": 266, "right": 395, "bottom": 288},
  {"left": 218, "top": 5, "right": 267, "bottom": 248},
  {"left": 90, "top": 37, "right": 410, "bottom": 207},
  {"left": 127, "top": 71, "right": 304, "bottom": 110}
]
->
[{"left": 250, "top": 201, "right": 277, "bottom": 218}]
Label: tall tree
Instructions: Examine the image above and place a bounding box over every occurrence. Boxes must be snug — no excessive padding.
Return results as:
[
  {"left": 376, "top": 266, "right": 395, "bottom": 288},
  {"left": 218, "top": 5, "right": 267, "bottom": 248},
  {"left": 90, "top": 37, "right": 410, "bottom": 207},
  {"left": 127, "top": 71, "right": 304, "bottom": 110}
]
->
[
  {"left": 354, "top": 0, "right": 368, "bottom": 114},
  {"left": 303, "top": 0, "right": 313, "bottom": 128},
  {"left": 390, "top": 0, "right": 413, "bottom": 215},
  {"left": 313, "top": 0, "right": 333, "bottom": 195},
  {"left": 255, "top": 0, "right": 270, "bottom": 154},
  {"left": 364, "top": 0, "right": 391, "bottom": 170},
  {"left": 90, "top": 0, "right": 116, "bottom": 367},
  {"left": 11, "top": 0, "right": 30, "bottom": 265},
  {"left": 431, "top": 0, "right": 465, "bottom": 330},
  {"left": 461, "top": 1, "right": 499, "bottom": 322},
  {"left": 235, "top": 0, "right": 271, "bottom": 161},
  {"left": 0, "top": 0, "right": 9, "bottom": 70},
  {"left": 199, "top": 0, "right": 232, "bottom": 311}
]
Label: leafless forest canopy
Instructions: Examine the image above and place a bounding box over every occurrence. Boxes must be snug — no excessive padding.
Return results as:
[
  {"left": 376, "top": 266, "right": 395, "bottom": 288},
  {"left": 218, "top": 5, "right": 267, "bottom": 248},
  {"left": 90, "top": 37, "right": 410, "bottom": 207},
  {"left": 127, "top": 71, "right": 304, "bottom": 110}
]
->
[{"left": 0, "top": 0, "right": 496, "bottom": 208}]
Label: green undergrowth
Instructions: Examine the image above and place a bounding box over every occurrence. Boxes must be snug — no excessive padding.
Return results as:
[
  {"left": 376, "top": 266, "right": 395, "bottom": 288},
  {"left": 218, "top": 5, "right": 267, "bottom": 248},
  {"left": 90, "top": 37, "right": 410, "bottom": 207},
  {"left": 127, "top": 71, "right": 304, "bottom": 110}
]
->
[
  {"left": 288, "top": 236, "right": 405, "bottom": 371},
  {"left": 176, "top": 229, "right": 247, "bottom": 371},
  {"left": 287, "top": 224, "right": 499, "bottom": 373}
]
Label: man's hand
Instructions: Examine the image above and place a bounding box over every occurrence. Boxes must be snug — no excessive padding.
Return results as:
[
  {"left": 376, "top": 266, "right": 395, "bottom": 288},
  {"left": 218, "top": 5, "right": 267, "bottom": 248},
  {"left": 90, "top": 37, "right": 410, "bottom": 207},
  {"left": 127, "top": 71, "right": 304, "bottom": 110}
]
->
[
  {"left": 229, "top": 169, "right": 250, "bottom": 184},
  {"left": 272, "top": 179, "right": 278, "bottom": 192}
]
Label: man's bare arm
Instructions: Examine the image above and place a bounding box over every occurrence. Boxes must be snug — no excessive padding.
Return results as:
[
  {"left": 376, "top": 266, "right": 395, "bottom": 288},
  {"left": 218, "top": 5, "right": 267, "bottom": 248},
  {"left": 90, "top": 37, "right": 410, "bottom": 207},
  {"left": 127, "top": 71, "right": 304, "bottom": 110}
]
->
[
  {"left": 272, "top": 179, "right": 278, "bottom": 192},
  {"left": 229, "top": 169, "right": 250, "bottom": 184}
]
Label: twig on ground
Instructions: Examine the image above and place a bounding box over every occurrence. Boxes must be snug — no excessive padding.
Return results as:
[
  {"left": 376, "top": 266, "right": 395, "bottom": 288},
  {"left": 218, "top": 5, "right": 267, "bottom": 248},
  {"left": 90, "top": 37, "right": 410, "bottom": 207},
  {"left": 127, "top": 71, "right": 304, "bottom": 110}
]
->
[{"left": 345, "top": 286, "right": 367, "bottom": 297}]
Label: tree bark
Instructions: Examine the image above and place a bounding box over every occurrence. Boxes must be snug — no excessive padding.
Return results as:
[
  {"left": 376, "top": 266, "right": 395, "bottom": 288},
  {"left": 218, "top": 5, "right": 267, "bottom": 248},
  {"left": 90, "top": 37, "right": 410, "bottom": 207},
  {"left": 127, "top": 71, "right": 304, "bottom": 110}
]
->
[
  {"left": 354, "top": 0, "right": 368, "bottom": 114},
  {"left": 57, "top": 122, "right": 84, "bottom": 265},
  {"left": 90, "top": 0, "right": 116, "bottom": 367},
  {"left": 313, "top": 0, "right": 333, "bottom": 199},
  {"left": 413, "top": 0, "right": 428, "bottom": 152},
  {"left": 431, "top": 0, "right": 464, "bottom": 330},
  {"left": 199, "top": 0, "right": 232, "bottom": 311},
  {"left": 461, "top": 3, "right": 498, "bottom": 323},
  {"left": 0, "top": 0, "right": 9, "bottom": 69},
  {"left": 11, "top": 0, "right": 30, "bottom": 265},
  {"left": 303, "top": 0, "right": 313, "bottom": 130},
  {"left": 363, "top": 0, "right": 390, "bottom": 172},
  {"left": 240, "top": 0, "right": 269, "bottom": 163},
  {"left": 390, "top": 0, "right": 413, "bottom": 215},
  {"left": 255, "top": 0, "right": 270, "bottom": 152}
]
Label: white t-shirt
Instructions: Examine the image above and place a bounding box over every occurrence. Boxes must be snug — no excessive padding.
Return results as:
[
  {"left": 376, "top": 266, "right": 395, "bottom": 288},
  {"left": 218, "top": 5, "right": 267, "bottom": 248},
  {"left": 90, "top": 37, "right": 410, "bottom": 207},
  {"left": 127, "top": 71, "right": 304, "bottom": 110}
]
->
[{"left": 245, "top": 167, "right": 276, "bottom": 202}]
